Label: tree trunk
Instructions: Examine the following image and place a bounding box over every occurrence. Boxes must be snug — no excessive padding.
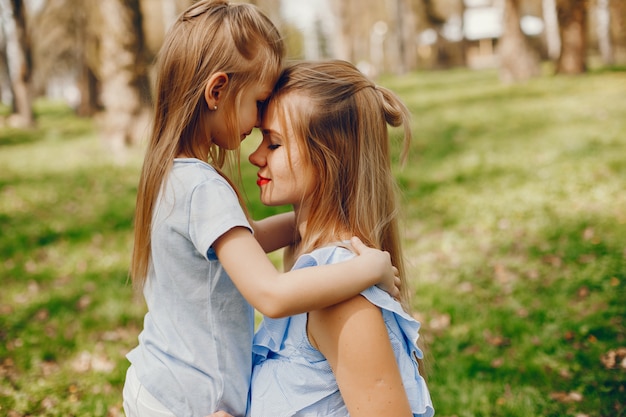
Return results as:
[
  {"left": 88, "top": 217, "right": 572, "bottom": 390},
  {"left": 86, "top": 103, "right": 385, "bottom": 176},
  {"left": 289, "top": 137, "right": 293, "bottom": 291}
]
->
[
  {"left": 76, "top": 61, "right": 99, "bottom": 117},
  {"left": 160, "top": 0, "right": 178, "bottom": 31},
  {"left": 392, "top": 0, "right": 419, "bottom": 74},
  {"left": 0, "top": 0, "right": 34, "bottom": 127},
  {"left": 542, "top": 0, "right": 561, "bottom": 61},
  {"left": 614, "top": 0, "right": 626, "bottom": 61},
  {"left": 556, "top": 0, "right": 587, "bottom": 74},
  {"left": 330, "top": 0, "right": 353, "bottom": 62},
  {"left": 97, "top": 0, "right": 151, "bottom": 153},
  {"left": 498, "top": 0, "right": 541, "bottom": 83},
  {"left": 595, "top": 0, "right": 614, "bottom": 66},
  {"left": 394, "top": 0, "right": 407, "bottom": 74},
  {"left": 76, "top": 2, "right": 100, "bottom": 117}
]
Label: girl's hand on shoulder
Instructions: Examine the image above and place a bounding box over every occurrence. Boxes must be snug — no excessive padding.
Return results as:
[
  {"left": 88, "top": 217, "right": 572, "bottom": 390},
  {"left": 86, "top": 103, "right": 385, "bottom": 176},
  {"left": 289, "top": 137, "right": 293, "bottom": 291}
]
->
[
  {"left": 204, "top": 412, "right": 235, "bottom": 417},
  {"left": 350, "top": 236, "right": 401, "bottom": 299}
]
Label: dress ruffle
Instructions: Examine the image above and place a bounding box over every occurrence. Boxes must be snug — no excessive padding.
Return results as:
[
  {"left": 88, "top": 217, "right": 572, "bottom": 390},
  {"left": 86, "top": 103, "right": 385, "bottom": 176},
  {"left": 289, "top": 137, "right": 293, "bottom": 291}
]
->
[{"left": 251, "top": 246, "right": 434, "bottom": 417}]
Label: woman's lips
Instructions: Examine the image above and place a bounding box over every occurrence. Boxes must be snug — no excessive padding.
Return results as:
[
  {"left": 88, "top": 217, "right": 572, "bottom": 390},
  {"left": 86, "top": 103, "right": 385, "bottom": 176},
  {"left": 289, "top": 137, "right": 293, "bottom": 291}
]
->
[{"left": 256, "top": 174, "right": 270, "bottom": 186}]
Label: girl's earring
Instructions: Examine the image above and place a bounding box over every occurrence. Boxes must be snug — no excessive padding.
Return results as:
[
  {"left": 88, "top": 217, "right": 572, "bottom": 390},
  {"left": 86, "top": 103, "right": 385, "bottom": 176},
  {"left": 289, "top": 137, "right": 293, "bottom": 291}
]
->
[{"left": 213, "top": 105, "right": 218, "bottom": 111}]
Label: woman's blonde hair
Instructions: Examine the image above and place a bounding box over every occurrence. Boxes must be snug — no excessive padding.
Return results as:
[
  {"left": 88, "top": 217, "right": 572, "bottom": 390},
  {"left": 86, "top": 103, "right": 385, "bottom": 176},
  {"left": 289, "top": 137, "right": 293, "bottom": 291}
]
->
[
  {"left": 270, "top": 60, "right": 412, "bottom": 308},
  {"left": 131, "top": 0, "right": 284, "bottom": 289}
]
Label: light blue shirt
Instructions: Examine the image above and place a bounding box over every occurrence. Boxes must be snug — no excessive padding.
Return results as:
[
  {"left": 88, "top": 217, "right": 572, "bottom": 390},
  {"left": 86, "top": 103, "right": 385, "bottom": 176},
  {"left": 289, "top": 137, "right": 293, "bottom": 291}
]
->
[
  {"left": 127, "top": 158, "right": 254, "bottom": 417},
  {"left": 250, "top": 246, "right": 434, "bottom": 417}
]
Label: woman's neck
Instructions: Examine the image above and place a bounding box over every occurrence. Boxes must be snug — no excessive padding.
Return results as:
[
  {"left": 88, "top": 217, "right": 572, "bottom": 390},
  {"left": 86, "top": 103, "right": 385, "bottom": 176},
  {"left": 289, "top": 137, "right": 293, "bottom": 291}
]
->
[{"left": 295, "top": 208, "right": 351, "bottom": 252}]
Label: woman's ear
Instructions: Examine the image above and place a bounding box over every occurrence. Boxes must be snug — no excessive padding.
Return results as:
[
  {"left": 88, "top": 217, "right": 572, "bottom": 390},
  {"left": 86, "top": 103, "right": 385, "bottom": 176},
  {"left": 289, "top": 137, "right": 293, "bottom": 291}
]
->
[{"left": 204, "top": 72, "right": 229, "bottom": 109}]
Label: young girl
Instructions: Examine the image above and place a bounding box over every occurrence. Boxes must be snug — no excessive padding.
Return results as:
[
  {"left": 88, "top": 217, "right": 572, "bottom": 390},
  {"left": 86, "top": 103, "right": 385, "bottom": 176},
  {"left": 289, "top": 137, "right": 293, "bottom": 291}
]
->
[
  {"left": 123, "top": 2, "right": 400, "bottom": 417},
  {"left": 246, "top": 60, "right": 435, "bottom": 417}
]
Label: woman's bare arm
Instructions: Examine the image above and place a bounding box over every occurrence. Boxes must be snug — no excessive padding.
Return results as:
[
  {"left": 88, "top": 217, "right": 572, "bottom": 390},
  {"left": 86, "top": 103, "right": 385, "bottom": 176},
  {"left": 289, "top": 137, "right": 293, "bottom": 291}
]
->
[
  {"left": 308, "top": 295, "right": 413, "bottom": 417},
  {"left": 250, "top": 211, "right": 296, "bottom": 253}
]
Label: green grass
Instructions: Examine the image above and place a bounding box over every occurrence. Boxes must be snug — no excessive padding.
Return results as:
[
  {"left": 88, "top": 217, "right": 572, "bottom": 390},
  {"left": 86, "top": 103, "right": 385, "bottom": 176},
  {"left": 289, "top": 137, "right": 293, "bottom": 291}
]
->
[{"left": 1, "top": 69, "right": 625, "bottom": 416}]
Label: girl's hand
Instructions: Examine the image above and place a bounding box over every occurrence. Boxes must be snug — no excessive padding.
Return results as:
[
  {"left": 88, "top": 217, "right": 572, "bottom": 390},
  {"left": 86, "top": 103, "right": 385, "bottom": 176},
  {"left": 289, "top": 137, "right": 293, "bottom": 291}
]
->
[
  {"left": 204, "top": 412, "right": 235, "bottom": 417},
  {"left": 350, "top": 236, "right": 401, "bottom": 299}
]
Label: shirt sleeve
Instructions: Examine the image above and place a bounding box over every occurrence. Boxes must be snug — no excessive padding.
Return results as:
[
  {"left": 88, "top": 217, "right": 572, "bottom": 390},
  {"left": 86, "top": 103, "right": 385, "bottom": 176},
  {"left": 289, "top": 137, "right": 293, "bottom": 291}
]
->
[{"left": 188, "top": 178, "right": 252, "bottom": 260}]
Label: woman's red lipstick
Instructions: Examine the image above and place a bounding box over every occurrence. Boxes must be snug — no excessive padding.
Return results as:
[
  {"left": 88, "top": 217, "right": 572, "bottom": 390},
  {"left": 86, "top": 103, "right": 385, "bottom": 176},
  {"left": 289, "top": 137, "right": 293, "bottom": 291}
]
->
[{"left": 256, "top": 174, "right": 270, "bottom": 186}]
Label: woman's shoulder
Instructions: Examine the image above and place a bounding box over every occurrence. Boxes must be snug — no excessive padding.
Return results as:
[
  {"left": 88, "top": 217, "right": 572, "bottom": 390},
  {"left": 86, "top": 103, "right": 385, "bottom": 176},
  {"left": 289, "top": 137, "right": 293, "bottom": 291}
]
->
[{"left": 292, "top": 244, "right": 355, "bottom": 270}]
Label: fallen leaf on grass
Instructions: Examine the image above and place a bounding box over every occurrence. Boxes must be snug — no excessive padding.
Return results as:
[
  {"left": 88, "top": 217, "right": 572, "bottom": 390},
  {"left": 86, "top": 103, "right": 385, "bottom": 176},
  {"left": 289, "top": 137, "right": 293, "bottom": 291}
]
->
[
  {"left": 549, "top": 391, "right": 583, "bottom": 403},
  {"left": 457, "top": 281, "right": 473, "bottom": 293},
  {"left": 41, "top": 396, "right": 57, "bottom": 410},
  {"left": 40, "top": 360, "right": 59, "bottom": 377},
  {"left": 107, "top": 404, "right": 125, "bottom": 417},
  {"left": 491, "top": 357, "right": 504, "bottom": 368},
  {"left": 71, "top": 350, "right": 115, "bottom": 373},
  {"left": 484, "top": 330, "right": 510, "bottom": 347},
  {"left": 576, "top": 286, "right": 589, "bottom": 299},
  {"left": 542, "top": 255, "right": 562, "bottom": 267},
  {"left": 77, "top": 294, "right": 92, "bottom": 310},
  {"left": 600, "top": 347, "right": 626, "bottom": 370},
  {"left": 0, "top": 357, "right": 18, "bottom": 382},
  {"left": 428, "top": 313, "right": 451, "bottom": 332},
  {"left": 582, "top": 227, "right": 595, "bottom": 241}
]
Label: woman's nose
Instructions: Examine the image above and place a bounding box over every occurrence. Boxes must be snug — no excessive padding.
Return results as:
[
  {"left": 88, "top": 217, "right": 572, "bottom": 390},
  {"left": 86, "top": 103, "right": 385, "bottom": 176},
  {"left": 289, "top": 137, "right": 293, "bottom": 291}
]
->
[{"left": 248, "top": 145, "right": 265, "bottom": 167}]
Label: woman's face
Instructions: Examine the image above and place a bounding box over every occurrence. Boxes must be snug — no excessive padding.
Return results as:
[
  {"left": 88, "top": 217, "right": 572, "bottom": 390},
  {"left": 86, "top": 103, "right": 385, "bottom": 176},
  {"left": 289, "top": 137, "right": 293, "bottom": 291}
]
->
[{"left": 248, "top": 96, "right": 315, "bottom": 211}]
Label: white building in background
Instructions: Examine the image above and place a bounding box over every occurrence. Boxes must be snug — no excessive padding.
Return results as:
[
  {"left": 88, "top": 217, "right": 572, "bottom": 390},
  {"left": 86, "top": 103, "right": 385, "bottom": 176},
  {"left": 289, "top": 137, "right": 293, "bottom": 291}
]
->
[
  {"left": 463, "top": 0, "right": 544, "bottom": 69},
  {"left": 463, "top": 0, "right": 503, "bottom": 68}
]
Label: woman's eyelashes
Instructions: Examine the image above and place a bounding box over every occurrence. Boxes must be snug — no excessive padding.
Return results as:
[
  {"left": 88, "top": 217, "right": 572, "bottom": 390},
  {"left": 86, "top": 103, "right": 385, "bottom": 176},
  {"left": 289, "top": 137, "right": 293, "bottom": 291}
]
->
[{"left": 262, "top": 131, "right": 282, "bottom": 150}]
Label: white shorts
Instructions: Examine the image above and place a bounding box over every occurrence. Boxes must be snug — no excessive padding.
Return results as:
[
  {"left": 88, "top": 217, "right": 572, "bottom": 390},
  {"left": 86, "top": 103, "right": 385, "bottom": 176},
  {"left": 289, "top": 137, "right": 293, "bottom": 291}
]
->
[{"left": 123, "top": 365, "right": 176, "bottom": 417}]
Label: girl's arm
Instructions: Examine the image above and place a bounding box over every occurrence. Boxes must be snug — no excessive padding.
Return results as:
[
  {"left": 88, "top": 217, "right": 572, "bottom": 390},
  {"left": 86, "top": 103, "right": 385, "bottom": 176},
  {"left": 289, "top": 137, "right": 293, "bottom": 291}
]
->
[
  {"left": 213, "top": 226, "right": 399, "bottom": 318},
  {"left": 307, "top": 296, "right": 413, "bottom": 417},
  {"left": 250, "top": 211, "right": 295, "bottom": 253}
]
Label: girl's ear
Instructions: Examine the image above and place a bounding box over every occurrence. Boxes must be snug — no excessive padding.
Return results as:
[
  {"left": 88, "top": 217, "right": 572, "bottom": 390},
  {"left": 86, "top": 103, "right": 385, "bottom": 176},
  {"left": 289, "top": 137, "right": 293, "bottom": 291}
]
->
[{"left": 204, "top": 72, "right": 229, "bottom": 109}]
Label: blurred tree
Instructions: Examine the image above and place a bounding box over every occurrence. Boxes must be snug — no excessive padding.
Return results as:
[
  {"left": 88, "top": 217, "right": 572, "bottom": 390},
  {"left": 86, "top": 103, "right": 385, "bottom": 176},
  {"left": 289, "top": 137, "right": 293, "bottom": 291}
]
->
[
  {"left": 32, "top": 0, "right": 100, "bottom": 117},
  {"left": 420, "top": 0, "right": 467, "bottom": 69},
  {"left": 248, "top": 0, "right": 281, "bottom": 27},
  {"left": 612, "top": 0, "right": 626, "bottom": 60},
  {"left": 329, "top": 0, "right": 353, "bottom": 62},
  {"left": 542, "top": 0, "right": 561, "bottom": 61},
  {"left": 97, "top": 0, "right": 151, "bottom": 152},
  {"left": 595, "top": 0, "right": 614, "bottom": 65},
  {"left": 499, "top": 0, "right": 541, "bottom": 82},
  {"left": 0, "top": 0, "right": 33, "bottom": 127},
  {"left": 326, "top": 0, "right": 420, "bottom": 76},
  {"left": 141, "top": 0, "right": 195, "bottom": 58},
  {"left": 556, "top": 0, "right": 588, "bottom": 74},
  {"left": 393, "top": 0, "right": 419, "bottom": 73}
]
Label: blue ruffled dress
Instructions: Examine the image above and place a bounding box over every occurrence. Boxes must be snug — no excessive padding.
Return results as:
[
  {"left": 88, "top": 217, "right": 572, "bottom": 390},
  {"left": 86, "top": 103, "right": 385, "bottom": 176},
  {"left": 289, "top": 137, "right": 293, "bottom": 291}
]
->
[{"left": 250, "top": 245, "right": 434, "bottom": 417}]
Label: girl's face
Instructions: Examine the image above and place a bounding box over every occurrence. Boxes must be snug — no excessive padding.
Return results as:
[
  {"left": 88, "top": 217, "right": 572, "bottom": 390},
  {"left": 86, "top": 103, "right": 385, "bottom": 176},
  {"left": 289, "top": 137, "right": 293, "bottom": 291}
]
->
[
  {"left": 213, "top": 79, "right": 274, "bottom": 150},
  {"left": 248, "top": 96, "right": 315, "bottom": 211}
]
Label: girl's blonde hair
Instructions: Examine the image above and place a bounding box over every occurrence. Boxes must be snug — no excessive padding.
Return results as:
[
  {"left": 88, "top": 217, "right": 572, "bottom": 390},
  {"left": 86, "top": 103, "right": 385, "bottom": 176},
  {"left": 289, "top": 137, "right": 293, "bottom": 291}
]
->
[
  {"left": 131, "top": 0, "right": 284, "bottom": 289},
  {"left": 270, "top": 60, "right": 412, "bottom": 308}
]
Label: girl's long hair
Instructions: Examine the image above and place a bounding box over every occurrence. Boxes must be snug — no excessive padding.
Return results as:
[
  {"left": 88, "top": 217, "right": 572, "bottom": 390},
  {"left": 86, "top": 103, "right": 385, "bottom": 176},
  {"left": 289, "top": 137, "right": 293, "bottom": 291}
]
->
[
  {"left": 271, "top": 60, "right": 412, "bottom": 309},
  {"left": 131, "top": 0, "right": 284, "bottom": 289}
]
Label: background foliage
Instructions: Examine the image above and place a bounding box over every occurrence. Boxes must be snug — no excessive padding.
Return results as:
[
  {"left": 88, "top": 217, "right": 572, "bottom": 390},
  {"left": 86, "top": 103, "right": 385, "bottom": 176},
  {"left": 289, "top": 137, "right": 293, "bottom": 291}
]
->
[{"left": 1, "top": 68, "right": 625, "bottom": 416}]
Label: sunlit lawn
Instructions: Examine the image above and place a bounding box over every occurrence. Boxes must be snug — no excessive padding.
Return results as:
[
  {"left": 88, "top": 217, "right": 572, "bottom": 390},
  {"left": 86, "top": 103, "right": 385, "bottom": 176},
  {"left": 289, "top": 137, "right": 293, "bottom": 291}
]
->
[{"left": 1, "top": 68, "right": 625, "bottom": 416}]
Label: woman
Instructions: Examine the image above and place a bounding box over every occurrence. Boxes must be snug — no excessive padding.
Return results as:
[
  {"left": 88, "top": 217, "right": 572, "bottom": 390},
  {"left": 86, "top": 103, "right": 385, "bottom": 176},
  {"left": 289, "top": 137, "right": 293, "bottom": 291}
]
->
[{"left": 247, "top": 60, "right": 434, "bottom": 417}]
